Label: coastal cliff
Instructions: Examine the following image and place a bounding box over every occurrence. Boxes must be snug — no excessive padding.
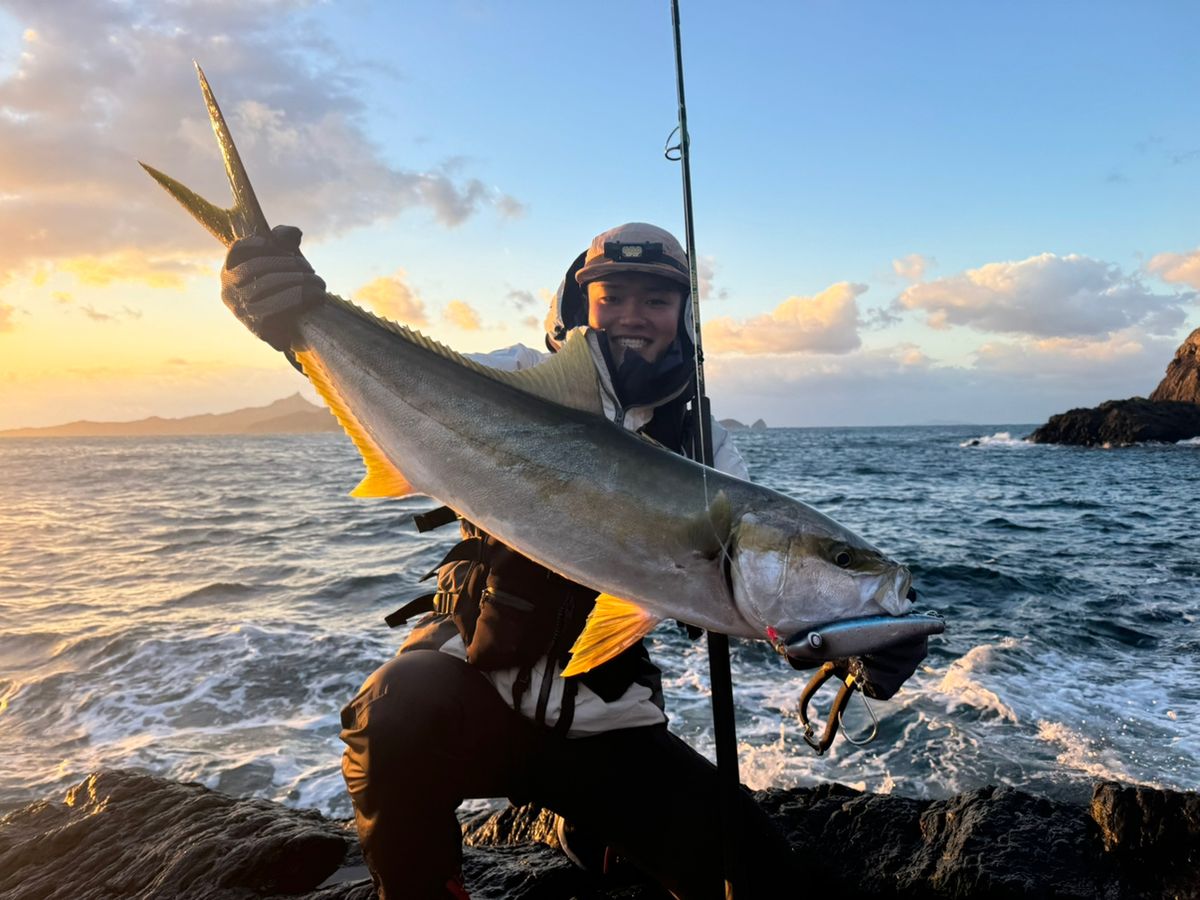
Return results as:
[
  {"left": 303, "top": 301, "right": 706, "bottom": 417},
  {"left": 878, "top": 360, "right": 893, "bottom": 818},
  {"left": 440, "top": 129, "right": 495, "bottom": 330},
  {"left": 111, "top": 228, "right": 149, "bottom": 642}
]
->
[
  {"left": 1029, "top": 327, "right": 1200, "bottom": 446},
  {"left": 2, "top": 770, "right": 1196, "bottom": 899}
]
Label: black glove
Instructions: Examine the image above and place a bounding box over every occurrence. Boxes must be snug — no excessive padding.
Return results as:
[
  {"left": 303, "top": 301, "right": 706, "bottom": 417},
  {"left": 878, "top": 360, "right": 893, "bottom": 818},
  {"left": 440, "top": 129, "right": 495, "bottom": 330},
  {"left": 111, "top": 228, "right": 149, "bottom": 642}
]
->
[
  {"left": 845, "top": 634, "right": 928, "bottom": 701},
  {"left": 220, "top": 224, "right": 327, "bottom": 352}
]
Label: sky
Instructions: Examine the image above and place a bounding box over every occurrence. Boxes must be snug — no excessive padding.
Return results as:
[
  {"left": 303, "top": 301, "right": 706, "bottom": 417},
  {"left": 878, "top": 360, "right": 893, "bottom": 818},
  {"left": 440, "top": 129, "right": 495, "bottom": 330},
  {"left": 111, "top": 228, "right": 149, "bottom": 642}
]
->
[{"left": 1, "top": 0, "right": 1199, "bottom": 429}]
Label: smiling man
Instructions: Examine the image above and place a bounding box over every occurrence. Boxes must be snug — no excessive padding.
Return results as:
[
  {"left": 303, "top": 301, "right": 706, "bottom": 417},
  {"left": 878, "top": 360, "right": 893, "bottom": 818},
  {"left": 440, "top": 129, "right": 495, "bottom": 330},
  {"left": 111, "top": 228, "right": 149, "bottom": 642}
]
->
[{"left": 221, "top": 220, "right": 801, "bottom": 897}]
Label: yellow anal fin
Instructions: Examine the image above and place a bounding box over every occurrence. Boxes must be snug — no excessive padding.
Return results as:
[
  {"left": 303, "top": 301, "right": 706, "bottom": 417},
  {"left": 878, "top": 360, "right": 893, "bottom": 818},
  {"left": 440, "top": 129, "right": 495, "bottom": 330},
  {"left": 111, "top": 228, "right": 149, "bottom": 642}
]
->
[
  {"left": 562, "top": 593, "right": 660, "bottom": 677},
  {"left": 294, "top": 349, "right": 415, "bottom": 498}
]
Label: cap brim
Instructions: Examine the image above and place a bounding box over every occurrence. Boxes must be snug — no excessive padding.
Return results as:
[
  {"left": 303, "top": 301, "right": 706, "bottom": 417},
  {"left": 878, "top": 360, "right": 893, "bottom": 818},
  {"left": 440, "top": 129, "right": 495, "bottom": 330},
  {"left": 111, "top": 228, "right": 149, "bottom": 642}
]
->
[{"left": 575, "top": 260, "right": 691, "bottom": 288}]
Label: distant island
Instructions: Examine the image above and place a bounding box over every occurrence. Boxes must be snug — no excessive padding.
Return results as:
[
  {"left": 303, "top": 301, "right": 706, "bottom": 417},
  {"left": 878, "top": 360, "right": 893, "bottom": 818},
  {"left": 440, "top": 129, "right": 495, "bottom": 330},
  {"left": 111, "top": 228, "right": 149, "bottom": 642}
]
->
[
  {"left": 2, "top": 397, "right": 772, "bottom": 439},
  {"left": 1029, "top": 327, "right": 1200, "bottom": 446},
  {"left": 719, "top": 418, "right": 769, "bottom": 431},
  {"left": 0, "top": 394, "right": 339, "bottom": 438}
]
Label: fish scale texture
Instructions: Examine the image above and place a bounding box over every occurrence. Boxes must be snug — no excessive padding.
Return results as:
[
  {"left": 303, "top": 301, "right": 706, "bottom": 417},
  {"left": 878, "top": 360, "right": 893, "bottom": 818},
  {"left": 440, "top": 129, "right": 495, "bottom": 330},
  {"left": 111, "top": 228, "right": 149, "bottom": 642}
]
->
[{"left": 1, "top": 770, "right": 1196, "bottom": 899}]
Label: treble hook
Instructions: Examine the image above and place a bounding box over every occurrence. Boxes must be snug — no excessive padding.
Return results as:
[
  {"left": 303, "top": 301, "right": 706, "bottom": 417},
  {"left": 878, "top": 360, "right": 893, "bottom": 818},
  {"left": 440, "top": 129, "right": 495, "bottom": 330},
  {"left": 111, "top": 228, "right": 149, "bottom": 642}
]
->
[{"left": 796, "top": 662, "right": 879, "bottom": 755}]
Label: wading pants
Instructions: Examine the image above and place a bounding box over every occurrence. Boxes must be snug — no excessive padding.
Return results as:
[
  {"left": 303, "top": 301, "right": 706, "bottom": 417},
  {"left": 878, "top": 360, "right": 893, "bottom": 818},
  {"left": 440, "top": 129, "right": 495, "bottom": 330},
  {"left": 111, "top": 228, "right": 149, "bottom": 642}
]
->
[{"left": 340, "top": 650, "right": 799, "bottom": 900}]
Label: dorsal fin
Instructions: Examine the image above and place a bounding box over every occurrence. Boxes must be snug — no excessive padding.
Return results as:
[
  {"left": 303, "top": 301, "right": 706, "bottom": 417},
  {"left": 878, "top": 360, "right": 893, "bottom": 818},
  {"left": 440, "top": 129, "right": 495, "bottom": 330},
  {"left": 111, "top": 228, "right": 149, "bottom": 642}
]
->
[
  {"left": 490, "top": 327, "right": 603, "bottom": 414},
  {"left": 293, "top": 348, "right": 416, "bottom": 498},
  {"left": 321, "top": 293, "right": 604, "bottom": 415}
]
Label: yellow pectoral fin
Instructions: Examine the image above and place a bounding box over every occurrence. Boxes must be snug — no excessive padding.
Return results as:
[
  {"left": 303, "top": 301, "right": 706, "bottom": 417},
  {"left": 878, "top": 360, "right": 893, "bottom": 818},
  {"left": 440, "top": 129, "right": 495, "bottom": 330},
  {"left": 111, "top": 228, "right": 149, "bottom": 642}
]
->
[
  {"left": 562, "top": 594, "right": 660, "bottom": 678},
  {"left": 293, "top": 349, "right": 416, "bottom": 499}
]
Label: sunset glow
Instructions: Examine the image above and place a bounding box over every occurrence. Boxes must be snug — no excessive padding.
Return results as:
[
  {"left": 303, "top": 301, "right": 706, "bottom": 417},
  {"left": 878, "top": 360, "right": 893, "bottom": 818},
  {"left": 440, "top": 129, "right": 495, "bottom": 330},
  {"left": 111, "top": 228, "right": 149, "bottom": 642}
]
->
[{"left": 1, "top": 2, "right": 1198, "bottom": 429}]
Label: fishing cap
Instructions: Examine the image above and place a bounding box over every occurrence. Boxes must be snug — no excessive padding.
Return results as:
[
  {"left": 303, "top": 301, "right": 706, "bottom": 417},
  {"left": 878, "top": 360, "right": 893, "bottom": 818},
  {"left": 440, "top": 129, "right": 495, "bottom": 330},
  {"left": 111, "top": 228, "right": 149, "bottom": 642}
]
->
[{"left": 574, "top": 222, "right": 691, "bottom": 289}]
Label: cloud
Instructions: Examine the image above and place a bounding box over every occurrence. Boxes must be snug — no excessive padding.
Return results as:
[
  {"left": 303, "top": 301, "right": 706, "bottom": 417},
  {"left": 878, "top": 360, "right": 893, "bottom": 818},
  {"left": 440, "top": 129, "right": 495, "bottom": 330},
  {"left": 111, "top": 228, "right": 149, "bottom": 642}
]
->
[
  {"left": 1147, "top": 248, "right": 1200, "bottom": 290},
  {"left": 444, "top": 300, "right": 482, "bottom": 330},
  {"left": 697, "top": 256, "right": 727, "bottom": 301},
  {"left": 354, "top": 269, "right": 428, "bottom": 325},
  {"left": 78, "top": 304, "right": 142, "bottom": 323},
  {"left": 0, "top": 1, "right": 523, "bottom": 280},
  {"left": 970, "top": 329, "right": 1172, "bottom": 377},
  {"left": 897, "top": 253, "right": 1188, "bottom": 338},
  {"left": 705, "top": 282, "right": 865, "bottom": 355},
  {"left": 0, "top": 302, "right": 15, "bottom": 332},
  {"left": 506, "top": 288, "right": 537, "bottom": 310},
  {"left": 704, "top": 328, "right": 1183, "bottom": 427},
  {"left": 60, "top": 250, "right": 211, "bottom": 288},
  {"left": 892, "top": 253, "right": 933, "bottom": 283}
]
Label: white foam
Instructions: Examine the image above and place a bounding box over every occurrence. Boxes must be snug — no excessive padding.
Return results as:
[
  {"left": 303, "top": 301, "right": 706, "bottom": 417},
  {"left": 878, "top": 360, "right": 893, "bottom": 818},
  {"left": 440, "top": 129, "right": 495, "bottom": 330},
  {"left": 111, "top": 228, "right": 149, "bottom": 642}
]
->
[
  {"left": 1177, "top": 436, "right": 1200, "bottom": 447},
  {"left": 1035, "top": 720, "right": 1164, "bottom": 788},
  {"left": 935, "top": 638, "right": 1021, "bottom": 722},
  {"left": 959, "top": 431, "right": 1032, "bottom": 448}
]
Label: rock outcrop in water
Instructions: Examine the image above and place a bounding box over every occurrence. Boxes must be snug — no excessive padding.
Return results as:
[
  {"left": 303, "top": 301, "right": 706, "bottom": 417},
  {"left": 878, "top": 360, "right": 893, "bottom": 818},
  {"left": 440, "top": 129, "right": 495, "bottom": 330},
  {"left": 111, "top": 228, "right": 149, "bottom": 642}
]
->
[
  {"left": 2, "top": 770, "right": 1197, "bottom": 899},
  {"left": 1029, "top": 327, "right": 1200, "bottom": 446}
]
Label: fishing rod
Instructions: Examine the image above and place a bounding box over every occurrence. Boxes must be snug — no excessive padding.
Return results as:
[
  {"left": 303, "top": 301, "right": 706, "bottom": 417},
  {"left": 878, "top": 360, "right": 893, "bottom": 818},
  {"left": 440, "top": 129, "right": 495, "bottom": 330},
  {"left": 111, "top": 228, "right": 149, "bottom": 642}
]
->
[{"left": 666, "top": 1, "right": 744, "bottom": 893}]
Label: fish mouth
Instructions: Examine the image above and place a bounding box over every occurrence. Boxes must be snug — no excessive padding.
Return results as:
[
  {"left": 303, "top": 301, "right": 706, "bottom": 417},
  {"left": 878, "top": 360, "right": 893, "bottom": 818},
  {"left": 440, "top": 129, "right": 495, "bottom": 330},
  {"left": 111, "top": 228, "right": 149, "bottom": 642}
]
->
[{"left": 872, "top": 566, "right": 914, "bottom": 616}]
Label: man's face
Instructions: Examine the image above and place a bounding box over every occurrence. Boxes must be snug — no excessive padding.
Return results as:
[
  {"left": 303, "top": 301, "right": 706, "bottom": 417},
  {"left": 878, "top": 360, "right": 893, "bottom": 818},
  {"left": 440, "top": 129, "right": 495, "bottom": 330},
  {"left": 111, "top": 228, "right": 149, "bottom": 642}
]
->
[{"left": 586, "top": 273, "right": 684, "bottom": 366}]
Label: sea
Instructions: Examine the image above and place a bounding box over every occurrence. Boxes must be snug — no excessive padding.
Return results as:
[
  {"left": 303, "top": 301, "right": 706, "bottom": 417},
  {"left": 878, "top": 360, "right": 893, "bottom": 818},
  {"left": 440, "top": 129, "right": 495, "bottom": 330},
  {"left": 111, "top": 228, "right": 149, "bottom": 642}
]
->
[{"left": 1, "top": 426, "right": 1197, "bottom": 820}]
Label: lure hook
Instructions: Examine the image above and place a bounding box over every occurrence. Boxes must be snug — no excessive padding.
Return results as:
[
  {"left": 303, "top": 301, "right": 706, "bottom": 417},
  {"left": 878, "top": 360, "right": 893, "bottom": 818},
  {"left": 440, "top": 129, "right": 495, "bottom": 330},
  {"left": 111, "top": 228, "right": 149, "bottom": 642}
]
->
[{"left": 796, "top": 661, "right": 878, "bottom": 755}]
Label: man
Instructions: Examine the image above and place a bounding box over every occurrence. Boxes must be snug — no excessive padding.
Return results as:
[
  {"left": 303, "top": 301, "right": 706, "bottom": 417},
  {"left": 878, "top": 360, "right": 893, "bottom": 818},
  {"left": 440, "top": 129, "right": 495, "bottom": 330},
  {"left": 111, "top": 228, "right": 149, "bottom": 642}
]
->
[{"left": 221, "top": 222, "right": 872, "bottom": 898}]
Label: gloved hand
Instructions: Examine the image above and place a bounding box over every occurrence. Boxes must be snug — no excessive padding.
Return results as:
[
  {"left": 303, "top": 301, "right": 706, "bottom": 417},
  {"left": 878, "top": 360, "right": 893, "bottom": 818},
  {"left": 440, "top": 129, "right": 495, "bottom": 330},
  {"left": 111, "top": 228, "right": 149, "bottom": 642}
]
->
[
  {"left": 847, "top": 634, "right": 928, "bottom": 701},
  {"left": 220, "top": 224, "right": 327, "bottom": 352}
]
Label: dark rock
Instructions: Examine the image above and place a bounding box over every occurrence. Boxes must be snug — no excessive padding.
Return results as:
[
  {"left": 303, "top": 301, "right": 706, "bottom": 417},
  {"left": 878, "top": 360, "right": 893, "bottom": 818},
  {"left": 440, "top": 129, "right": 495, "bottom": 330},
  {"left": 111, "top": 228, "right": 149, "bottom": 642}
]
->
[
  {"left": 750, "top": 418, "right": 768, "bottom": 431},
  {"left": 0, "top": 770, "right": 349, "bottom": 899},
  {"left": 1027, "top": 397, "right": 1200, "bottom": 446},
  {"left": 4, "top": 770, "right": 1199, "bottom": 899},
  {"left": 1030, "top": 328, "right": 1200, "bottom": 447},
  {"left": 1149, "top": 327, "right": 1200, "bottom": 403},
  {"left": 718, "top": 418, "right": 747, "bottom": 430},
  {"left": 1090, "top": 782, "right": 1200, "bottom": 898}
]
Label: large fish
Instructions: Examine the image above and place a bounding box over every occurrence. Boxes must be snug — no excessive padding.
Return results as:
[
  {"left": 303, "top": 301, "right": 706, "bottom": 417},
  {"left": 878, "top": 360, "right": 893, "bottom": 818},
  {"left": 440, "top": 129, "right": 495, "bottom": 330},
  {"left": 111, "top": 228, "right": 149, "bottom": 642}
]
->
[{"left": 143, "top": 65, "right": 942, "bottom": 676}]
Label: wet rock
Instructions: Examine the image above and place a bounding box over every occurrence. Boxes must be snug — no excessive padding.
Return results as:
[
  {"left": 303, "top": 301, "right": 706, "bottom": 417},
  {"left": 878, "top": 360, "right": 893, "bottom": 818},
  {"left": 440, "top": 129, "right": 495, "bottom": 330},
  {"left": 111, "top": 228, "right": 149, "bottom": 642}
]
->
[
  {"left": 0, "top": 770, "right": 349, "bottom": 900},
  {"left": 1027, "top": 397, "right": 1200, "bottom": 446},
  {"left": 3, "top": 771, "right": 1198, "bottom": 899},
  {"left": 1091, "top": 782, "right": 1200, "bottom": 899},
  {"left": 1149, "top": 327, "right": 1200, "bottom": 404}
]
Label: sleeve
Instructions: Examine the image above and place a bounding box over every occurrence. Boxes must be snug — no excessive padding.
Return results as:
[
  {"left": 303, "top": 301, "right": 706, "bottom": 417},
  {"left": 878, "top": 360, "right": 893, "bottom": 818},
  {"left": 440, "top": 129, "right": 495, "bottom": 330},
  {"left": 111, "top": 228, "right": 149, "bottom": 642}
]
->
[
  {"left": 464, "top": 343, "right": 547, "bottom": 372},
  {"left": 709, "top": 418, "right": 750, "bottom": 480}
]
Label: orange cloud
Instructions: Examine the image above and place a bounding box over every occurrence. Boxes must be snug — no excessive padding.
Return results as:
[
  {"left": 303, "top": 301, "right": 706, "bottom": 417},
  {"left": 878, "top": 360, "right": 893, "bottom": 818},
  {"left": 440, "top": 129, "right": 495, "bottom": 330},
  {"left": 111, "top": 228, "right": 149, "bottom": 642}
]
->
[
  {"left": 0, "top": 302, "right": 15, "bottom": 332},
  {"left": 60, "top": 250, "right": 211, "bottom": 288},
  {"left": 898, "top": 253, "right": 1186, "bottom": 338},
  {"left": 892, "top": 253, "right": 933, "bottom": 283},
  {"left": 1147, "top": 248, "right": 1200, "bottom": 289},
  {"left": 705, "top": 282, "right": 864, "bottom": 355},
  {"left": 444, "top": 300, "right": 482, "bottom": 331},
  {"left": 354, "top": 270, "right": 428, "bottom": 325}
]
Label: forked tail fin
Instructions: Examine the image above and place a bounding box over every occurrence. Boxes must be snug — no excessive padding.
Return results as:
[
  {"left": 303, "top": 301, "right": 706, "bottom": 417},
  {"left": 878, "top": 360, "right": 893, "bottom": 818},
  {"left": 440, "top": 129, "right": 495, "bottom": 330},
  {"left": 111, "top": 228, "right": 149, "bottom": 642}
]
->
[{"left": 140, "top": 62, "right": 269, "bottom": 246}]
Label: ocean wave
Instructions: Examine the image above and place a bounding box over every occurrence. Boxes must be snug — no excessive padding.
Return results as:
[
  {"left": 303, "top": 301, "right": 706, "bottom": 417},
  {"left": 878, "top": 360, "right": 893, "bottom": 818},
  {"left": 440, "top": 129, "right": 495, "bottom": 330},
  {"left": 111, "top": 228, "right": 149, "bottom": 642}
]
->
[
  {"left": 959, "top": 431, "right": 1032, "bottom": 448},
  {"left": 935, "top": 638, "right": 1021, "bottom": 723},
  {"left": 1177, "top": 436, "right": 1200, "bottom": 447}
]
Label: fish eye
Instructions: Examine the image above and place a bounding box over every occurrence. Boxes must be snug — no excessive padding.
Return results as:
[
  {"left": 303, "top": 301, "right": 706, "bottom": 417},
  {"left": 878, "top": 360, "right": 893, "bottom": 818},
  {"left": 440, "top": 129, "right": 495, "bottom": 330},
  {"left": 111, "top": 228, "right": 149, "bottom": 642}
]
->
[{"left": 833, "top": 549, "right": 852, "bottom": 568}]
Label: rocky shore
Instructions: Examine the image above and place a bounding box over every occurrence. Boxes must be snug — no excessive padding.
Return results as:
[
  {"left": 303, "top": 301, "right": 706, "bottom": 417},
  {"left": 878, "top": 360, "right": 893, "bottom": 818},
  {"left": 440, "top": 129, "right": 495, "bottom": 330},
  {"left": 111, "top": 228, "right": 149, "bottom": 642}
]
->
[
  {"left": 1, "top": 770, "right": 1196, "bottom": 899},
  {"left": 1029, "top": 327, "right": 1200, "bottom": 447}
]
